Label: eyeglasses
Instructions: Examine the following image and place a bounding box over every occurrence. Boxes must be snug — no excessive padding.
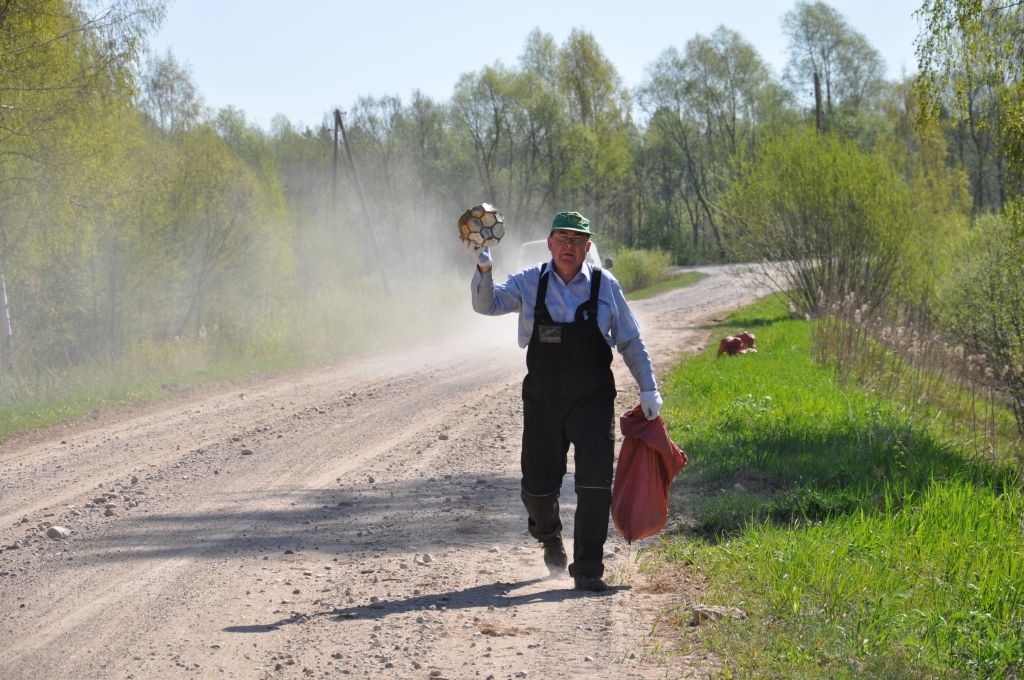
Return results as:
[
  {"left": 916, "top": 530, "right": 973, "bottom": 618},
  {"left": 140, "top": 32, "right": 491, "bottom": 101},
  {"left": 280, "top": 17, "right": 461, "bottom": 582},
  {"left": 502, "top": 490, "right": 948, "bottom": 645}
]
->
[{"left": 552, "top": 233, "right": 590, "bottom": 246}]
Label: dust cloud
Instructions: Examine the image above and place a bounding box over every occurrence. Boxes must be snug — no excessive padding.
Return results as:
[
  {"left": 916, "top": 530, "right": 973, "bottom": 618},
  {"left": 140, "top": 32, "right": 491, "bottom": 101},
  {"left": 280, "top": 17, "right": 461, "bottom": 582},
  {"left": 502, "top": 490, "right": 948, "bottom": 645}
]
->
[{"left": 293, "top": 180, "right": 532, "bottom": 373}]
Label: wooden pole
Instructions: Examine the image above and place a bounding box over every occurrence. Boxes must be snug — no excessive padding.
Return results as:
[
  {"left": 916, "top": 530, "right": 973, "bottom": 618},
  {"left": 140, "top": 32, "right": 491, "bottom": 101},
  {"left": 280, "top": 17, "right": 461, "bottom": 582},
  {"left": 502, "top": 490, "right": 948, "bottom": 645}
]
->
[
  {"left": 335, "top": 109, "right": 390, "bottom": 294},
  {"left": 332, "top": 110, "right": 340, "bottom": 214}
]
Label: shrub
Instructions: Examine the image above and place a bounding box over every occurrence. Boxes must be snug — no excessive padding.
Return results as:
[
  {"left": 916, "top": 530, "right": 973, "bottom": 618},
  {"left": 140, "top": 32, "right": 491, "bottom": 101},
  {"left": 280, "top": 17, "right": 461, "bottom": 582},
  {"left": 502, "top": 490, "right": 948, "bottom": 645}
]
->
[
  {"left": 721, "top": 126, "right": 915, "bottom": 318},
  {"left": 611, "top": 248, "right": 671, "bottom": 292},
  {"left": 939, "top": 205, "right": 1024, "bottom": 436}
]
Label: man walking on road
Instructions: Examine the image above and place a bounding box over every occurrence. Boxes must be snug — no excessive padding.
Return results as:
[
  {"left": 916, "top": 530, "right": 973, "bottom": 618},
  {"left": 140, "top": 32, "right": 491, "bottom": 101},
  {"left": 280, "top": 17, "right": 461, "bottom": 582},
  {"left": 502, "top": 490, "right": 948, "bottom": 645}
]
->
[{"left": 464, "top": 210, "right": 663, "bottom": 592}]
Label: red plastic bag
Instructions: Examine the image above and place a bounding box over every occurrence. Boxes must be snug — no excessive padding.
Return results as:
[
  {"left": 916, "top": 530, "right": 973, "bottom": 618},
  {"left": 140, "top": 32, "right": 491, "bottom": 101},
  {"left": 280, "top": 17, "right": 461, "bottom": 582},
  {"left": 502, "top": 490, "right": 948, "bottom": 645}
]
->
[{"left": 611, "top": 404, "right": 688, "bottom": 543}]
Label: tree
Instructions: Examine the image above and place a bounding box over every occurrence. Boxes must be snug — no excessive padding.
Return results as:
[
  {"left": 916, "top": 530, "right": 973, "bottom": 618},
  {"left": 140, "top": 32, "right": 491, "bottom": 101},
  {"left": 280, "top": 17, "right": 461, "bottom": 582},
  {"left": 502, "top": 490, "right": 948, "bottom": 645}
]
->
[
  {"left": 917, "top": 0, "right": 1024, "bottom": 434},
  {"left": 638, "top": 27, "right": 789, "bottom": 258},
  {"left": 721, "top": 127, "right": 915, "bottom": 317},
  {"left": 554, "top": 29, "right": 634, "bottom": 241},
  {"left": 916, "top": 0, "right": 1024, "bottom": 202},
  {"left": 0, "top": 0, "right": 165, "bottom": 373},
  {"left": 451, "top": 66, "right": 517, "bottom": 206},
  {"left": 450, "top": 57, "right": 578, "bottom": 232},
  {"left": 139, "top": 51, "right": 205, "bottom": 132},
  {"left": 782, "top": 1, "right": 886, "bottom": 118},
  {"left": 631, "top": 116, "right": 692, "bottom": 259},
  {"left": 395, "top": 90, "right": 466, "bottom": 209},
  {"left": 347, "top": 97, "right": 401, "bottom": 188},
  {"left": 162, "top": 126, "right": 270, "bottom": 338},
  {"left": 873, "top": 78, "right": 971, "bottom": 312},
  {"left": 268, "top": 116, "right": 339, "bottom": 290},
  {"left": 520, "top": 29, "right": 559, "bottom": 91},
  {"left": 557, "top": 29, "right": 627, "bottom": 127},
  {"left": 941, "top": 209, "right": 1024, "bottom": 435}
]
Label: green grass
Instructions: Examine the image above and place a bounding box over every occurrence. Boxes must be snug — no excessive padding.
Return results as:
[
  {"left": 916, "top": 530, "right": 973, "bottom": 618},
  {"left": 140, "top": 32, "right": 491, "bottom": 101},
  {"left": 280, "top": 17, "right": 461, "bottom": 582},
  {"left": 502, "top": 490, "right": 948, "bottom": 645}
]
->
[
  {"left": 656, "top": 294, "right": 1023, "bottom": 678},
  {"left": 811, "top": 313, "right": 1022, "bottom": 466},
  {"left": 0, "top": 276, "right": 465, "bottom": 441},
  {"left": 0, "top": 353, "right": 309, "bottom": 439},
  {"left": 627, "top": 270, "right": 707, "bottom": 300}
]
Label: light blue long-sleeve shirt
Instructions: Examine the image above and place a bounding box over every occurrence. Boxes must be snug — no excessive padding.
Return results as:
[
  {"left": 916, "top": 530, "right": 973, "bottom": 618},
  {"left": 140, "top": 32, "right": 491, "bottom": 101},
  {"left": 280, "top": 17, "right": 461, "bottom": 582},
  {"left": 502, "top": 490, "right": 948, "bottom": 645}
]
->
[{"left": 471, "top": 261, "right": 657, "bottom": 392}]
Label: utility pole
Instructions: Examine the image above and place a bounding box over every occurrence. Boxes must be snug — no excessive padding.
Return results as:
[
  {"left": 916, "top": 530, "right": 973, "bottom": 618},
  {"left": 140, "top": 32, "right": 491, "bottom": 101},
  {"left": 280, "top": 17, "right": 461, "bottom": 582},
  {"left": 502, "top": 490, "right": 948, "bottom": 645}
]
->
[
  {"left": 332, "top": 112, "right": 340, "bottom": 213},
  {"left": 334, "top": 109, "right": 390, "bottom": 294}
]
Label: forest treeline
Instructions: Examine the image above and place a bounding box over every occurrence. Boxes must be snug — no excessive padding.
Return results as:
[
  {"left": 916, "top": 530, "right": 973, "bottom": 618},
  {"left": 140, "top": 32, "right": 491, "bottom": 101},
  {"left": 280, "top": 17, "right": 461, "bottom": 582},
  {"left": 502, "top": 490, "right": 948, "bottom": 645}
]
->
[{"left": 1, "top": 0, "right": 1022, "bottom": 438}]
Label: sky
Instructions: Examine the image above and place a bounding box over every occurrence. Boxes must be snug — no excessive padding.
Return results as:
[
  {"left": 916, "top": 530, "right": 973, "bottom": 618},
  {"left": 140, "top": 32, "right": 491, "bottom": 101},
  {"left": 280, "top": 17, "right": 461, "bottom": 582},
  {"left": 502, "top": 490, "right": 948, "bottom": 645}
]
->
[{"left": 151, "top": 0, "right": 925, "bottom": 131}]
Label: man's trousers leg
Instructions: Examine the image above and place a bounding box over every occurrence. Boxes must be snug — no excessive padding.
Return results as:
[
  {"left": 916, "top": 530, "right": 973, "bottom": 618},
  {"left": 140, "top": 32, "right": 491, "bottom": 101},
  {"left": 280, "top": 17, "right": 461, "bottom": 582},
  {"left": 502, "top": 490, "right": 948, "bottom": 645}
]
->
[
  {"left": 520, "top": 383, "right": 569, "bottom": 542},
  {"left": 564, "top": 392, "right": 615, "bottom": 579}
]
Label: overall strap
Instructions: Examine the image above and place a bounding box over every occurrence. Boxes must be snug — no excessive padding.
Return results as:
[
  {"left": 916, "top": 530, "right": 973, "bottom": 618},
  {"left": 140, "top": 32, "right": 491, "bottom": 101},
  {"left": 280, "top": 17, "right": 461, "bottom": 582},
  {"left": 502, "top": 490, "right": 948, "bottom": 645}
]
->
[
  {"left": 534, "top": 262, "right": 551, "bottom": 322},
  {"left": 587, "top": 267, "right": 603, "bottom": 321}
]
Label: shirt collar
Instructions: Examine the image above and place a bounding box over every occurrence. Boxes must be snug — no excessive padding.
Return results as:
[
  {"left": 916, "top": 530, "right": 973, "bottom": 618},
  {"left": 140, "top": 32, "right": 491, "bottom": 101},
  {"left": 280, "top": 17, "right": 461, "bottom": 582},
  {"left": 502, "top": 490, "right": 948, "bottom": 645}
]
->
[{"left": 545, "top": 260, "right": 592, "bottom": 286}]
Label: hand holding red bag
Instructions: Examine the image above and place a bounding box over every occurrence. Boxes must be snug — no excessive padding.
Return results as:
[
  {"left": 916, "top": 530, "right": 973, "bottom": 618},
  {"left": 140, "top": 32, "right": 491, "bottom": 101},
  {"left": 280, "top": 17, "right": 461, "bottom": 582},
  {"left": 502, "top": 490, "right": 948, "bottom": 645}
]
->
[{"left": 611, "top": 404, "right": 688, "bottom": 543}]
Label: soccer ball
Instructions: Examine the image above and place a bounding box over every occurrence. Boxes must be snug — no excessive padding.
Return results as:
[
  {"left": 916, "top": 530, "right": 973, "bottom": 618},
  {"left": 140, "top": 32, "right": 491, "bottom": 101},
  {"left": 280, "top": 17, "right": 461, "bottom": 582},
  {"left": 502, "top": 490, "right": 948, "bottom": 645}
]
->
[{"left": 458, "top": 203, "right": 505, "bottom": 246}]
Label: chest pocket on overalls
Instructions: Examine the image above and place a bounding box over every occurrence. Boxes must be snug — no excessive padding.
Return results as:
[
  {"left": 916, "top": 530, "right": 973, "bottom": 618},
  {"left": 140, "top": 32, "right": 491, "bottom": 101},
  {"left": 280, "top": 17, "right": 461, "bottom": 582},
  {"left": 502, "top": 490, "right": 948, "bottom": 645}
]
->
[{"left": 537, "top": 324, "right": 563, "bottom": 343}]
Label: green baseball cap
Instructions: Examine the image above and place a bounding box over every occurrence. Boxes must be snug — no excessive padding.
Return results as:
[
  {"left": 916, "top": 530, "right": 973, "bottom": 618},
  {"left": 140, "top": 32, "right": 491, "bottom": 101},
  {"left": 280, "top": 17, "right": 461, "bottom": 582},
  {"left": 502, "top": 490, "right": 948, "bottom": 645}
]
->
[{"left": 550, "top": 211, "right": 591, "bottom": 235}]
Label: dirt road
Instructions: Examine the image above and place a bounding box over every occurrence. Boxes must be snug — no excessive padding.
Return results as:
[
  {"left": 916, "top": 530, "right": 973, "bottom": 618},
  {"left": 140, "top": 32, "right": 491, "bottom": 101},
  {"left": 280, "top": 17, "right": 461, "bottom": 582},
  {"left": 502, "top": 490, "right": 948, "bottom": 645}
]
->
[{"left": 0, "top": 266, "right": 770, "bottom": 680}]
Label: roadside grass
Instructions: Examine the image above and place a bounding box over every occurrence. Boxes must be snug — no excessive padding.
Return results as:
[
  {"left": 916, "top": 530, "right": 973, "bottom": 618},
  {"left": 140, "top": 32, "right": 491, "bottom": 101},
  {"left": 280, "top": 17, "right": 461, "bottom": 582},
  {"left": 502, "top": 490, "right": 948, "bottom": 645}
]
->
[
  {"left": 0, "top": 277, "right": 464, "bottom": 440},
  {"left": 627, "top": 270, "right": 707, "bottom": 300},
  {"left": 657, "top": 294, "right": 1023, "bottom": 678},
  {"left": 812, "top": 308, "right": 1022, "bottom": 467},
  {"left": 0, "top": 354, "right": 308, "bottom": 439}
]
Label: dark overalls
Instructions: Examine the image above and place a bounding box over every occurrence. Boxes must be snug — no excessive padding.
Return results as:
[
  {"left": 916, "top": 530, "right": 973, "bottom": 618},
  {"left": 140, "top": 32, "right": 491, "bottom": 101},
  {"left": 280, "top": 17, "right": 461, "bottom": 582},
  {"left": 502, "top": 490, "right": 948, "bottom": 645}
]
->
[{"left": 520, "top": 263, "right": 616, "bottom": 579}]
